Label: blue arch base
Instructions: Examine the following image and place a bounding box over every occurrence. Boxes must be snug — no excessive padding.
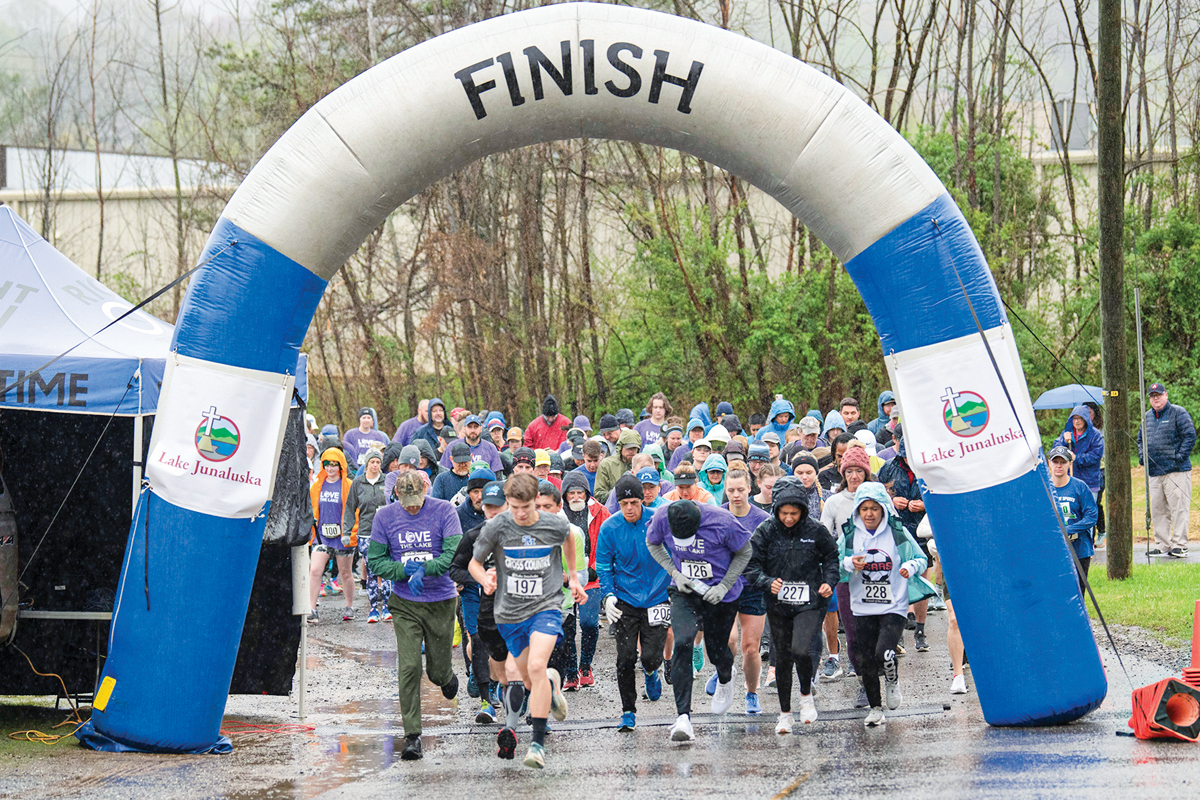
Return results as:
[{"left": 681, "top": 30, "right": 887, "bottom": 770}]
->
[{"left": 924, "top": 466, "right": 1107, "bottom": 726}]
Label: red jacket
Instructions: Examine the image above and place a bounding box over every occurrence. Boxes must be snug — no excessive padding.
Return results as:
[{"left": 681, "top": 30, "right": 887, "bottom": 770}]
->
[
  {"left": 583, "top": 499, "right": 611, "bottom": 589},
  {"left": 524, "top": 414, "right": 572, "bottom": 450}
]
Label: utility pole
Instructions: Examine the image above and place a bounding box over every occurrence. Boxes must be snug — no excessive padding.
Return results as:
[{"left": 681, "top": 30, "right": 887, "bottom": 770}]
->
[{"left": 1098, "top": 0, "right": 1131, "bottom": 579}]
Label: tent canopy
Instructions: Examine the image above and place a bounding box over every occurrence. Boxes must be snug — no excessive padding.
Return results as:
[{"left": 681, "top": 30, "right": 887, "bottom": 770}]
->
[
  {"left": 0, "top": 206, "right": 174, "bottom": 415},
  {"left": 1032, "top": 383, "right": 1105, "bottom": 410}
]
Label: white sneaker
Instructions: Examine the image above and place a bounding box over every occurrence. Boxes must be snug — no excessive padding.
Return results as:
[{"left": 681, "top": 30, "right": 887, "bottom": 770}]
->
[
  {"left": 885, "top": 678, "right": 902, "bottom": 710},
  {"left": 711, "top": 677, "right": 735, "bottom": 714},
  {"left": 864, "top": 706, "right": 886, "bottom": 727},
  {"left": 798, "top": 694, "right": 818, "bottom": 724},
  {"left": 669, "top": 713, "right": 695, "bottom": 742},
  {"left": 951, "top": 674, "right": 968, "bottom": 694},
  {"left": 546, "top": 668, "right": 569, "bottom": 721},
  {"left": 775, "top": 712, "right": 793, "bottom": 734}
]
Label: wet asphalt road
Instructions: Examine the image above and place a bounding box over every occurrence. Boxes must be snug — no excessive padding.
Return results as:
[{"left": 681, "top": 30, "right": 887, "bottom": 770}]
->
[{"left": 2, "top": 590, "right": 1198, "bottom": 799}]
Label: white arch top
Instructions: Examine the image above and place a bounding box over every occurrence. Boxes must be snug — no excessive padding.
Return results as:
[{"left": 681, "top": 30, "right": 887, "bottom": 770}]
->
[{"left": 222, "top": 2, "right": 944, "bottom": 279}]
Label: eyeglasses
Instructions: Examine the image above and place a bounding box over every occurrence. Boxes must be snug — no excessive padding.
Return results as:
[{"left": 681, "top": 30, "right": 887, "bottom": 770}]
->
[{"left": 322, "top": 461, "right": 338, "bottom": 467}]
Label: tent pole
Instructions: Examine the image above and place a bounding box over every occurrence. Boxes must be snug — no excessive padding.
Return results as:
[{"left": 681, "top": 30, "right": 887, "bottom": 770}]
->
[{"left": 132, "top": 414, "right": 144, "bottom": 516}]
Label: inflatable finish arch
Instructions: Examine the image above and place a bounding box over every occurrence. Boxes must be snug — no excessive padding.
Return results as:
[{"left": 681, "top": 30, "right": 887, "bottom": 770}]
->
[{"left": 90, "top": 3, "right": 1104, "bottom": 751}]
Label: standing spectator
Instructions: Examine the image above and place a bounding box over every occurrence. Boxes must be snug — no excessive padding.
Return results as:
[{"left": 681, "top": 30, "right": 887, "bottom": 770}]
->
[
  {"left": 525, "top": 395, "right": 572, "bottom": 451},
  {"left": 1138, "top": 383, "right": 1196, "bottom": 557}
]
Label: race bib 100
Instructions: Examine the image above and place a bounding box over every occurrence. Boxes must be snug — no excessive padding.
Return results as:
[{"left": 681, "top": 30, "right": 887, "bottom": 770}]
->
[
  {"left": 321, "top": 524, "right": 340, "bottom": 539},
  {"left": 506, "top": 575, "right": 543, "bottom": 598},
  {"left": 778, "top": 582, "right": 810, "bottom": 605},
  {"left": 648, "top": 603, "right": 671, "bottom": 626},
  {"left": 681, "top": 561, "right": 713, "bottom": 581}
]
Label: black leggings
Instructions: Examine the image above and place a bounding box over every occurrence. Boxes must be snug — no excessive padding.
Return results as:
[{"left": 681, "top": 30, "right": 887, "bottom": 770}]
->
[
  {"left": 613, "top": 600, "right": 670, "bottom": 713},
  {"left": 851, "top": 613, "right": 906, "bottom": 708},
  {"left": 766, "top": 607, "right": 826, "bottom": 712},
  {"left": 669, "top": 590, "right": 739, "bottom": 716}
]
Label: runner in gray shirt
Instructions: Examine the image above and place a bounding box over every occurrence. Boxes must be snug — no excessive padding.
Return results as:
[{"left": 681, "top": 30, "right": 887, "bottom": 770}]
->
[{"left": 473, "top": 504, "right": 570, "bottom": 624}]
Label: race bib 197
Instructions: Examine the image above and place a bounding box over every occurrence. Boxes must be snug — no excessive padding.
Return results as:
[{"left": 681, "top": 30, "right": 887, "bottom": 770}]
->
[
  {"left": 648, "top": 602, "right": 671, "bottom": 626},
  {"left": 506, "top": 575, "right": 543, "bottom": 597},
  {"left": 778, "top": 582, "right": 810, "bottom": 605},
  {"left": 681, "top": 560, "right": 713, "bottom": 581}
]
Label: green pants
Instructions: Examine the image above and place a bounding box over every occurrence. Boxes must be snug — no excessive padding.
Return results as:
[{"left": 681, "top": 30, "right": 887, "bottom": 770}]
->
[{"left": 389, "top": 595, "right": 457, "bottom": 736}]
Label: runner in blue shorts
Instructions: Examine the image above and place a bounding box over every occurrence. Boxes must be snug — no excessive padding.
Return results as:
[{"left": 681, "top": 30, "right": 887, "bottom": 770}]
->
[{"left": 470, "top": 473, "right": 586, "bottom": 769}]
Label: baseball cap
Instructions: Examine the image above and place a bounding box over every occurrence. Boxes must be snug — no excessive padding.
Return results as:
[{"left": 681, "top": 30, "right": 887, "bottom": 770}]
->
[
  {"left": 798, "top": 416, "right": 821, "bottom": 434},
  {"left": 636, "top": 467, "right": 660, "bottom": 484},
  {"left": 616, "top": 408, "right": 636, "bottom": 426},
  {"left": 535, "top": 449, "right": 551, "bottom": 467},
  {"left": 450, "top": 441, "right": 472, "bottom": 463},
  {"left": 513, "top": 447, "right": 536, "bottom": 466},
  {"left": 687, "top": 417, "right": 705, "bottom": 432},
  {"left": 1149, "top": 383, "right": 1166, "bottom": 395},
  {"left": 613, "top": 473, "right": 643, "bottom": 502},
  {"left": 438, "top": 426, "right": 458, "bottom": 440},
  {"left": 571, "top": 443, "right": 584, "bottom": 461},
  {"left": 451, "top": 406, "right": 468, "bottom": 419},
  {"left": 672, "top": 467, "right": 697, "bottom": 486},
  {"left": 486, "top": 418, "right": 505, "bottom": 430},
  {"left": 463, "top": 414, "right": 483, "bottom": 426},
  {"left": 1047, "top": 445, "right": 1074, "bottom": 462},
  {"left": 395, "top": 472, "right": 426, "bottom": 505},
  {"left": 467, "top": 468, "right": 497, "bottom": 490},
  {"left": 507, "top": 426, "right": 523, "bottom": 441},
  {"left": 599, "top": 414, "right": 619, "bottom": 433},
  {"left": 573, "top": 414, "right": 592, "bottom": 432},
  {"left": 548, "top": 452, "right": 564, "bottom": 474},
  {"left": 358, "top": 407, "right": 373, "bottom": 418},
  {"left": 889, "top": 406, "right": 900, "bottom": 420},
  {"left": 481, "top": 480, "right": 506, "bottom": 506},
  {"left": 760, "top": 431, "right": 781, "bottom": 445}
]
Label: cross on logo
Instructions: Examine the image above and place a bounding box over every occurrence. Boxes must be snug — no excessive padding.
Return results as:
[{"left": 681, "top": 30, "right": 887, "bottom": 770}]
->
[{"left": 941, "top": 387, "right": 962, "bottom": 416}]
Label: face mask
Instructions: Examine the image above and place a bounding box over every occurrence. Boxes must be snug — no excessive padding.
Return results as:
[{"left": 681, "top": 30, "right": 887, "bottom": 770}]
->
[{"left": 568, "top": 498, "right": 586, "bottom": 512}]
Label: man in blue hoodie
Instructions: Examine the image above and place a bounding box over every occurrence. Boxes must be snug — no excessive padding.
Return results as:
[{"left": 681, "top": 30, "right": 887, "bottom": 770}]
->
[
  {"left": 867, "top": 392, "right": 896, "bottom": 437},
  {"left": 596, "top": 473, "right": 672, "bottom": 731},
  {"left": 756, "top": 398, "right": 796, "bottom": 442}
]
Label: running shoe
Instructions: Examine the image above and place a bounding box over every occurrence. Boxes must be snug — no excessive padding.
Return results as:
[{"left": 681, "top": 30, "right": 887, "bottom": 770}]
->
[
  {"left": 928, "top": 593, "right": 947, "bottom": 612},
  {"left": 864, "top": 707, "right": 885, "bottom": 727},
  {"left": 523, "top": 742, "right": 545, "bottom": 769},
  {"left": 547, "top": 668, "right": 569, "bottom": 721},
  {"left": 712, "top": 678, "right": 735, "bottom": 714},
  {"left": 951, "top": 674, "right": 968, "bottom": 695},
  {"left": 669, "top": 713, "right": 694, "bottom": 742},
  {"left": 885, "top": 678, "right": 902, "bottom": 710},
  {"left": 799, "top": 694, "right": 818, "bottom": 724},
  {"left": 467, "top": 665, "right": 478, "bottom": 698},
  {"left": 895, "top": 643, "right": 906, "bottom": 657},
  {"left": 579, "top": 667, "right": 595, "bottom": 687},
  {"left": 367, "top": 608, "right": 380, "bottom": 624},
  {"left": 342, "top": 607, "right": 356, "bottom": 621},
  {"left": 662, "top": 659, "right": 673, "bottom": 685},
  {"left": 306, "top": 608, "right": 319, "bottom": 623},
  {"left": 644, "top": 668, "right": 662, "bottom": 701},
  {"left": 564, "top": 672, "right": 579, "bottom": 692},
  {"left": 914, "top": 631, "right": 930, "bottom": 652},
  {"left": 476, "top": 701, "right": 496, "bottom": 723},
  {"left": 1148, "top": 548, "right": 1166, "bottom": 556},
  {"left": 1181, "top": 546, "right": 1191, "bottom": 555},
  {"left": 496, "top": 726, "right": 517, "bottom": 760},
  {"left": 490, "top": 683, "right": 504, "bottom": 714},
  {"left": 905, "top": 611, "right": 916, "bottom": 630},
  {"left": 319, "top": 582, "right": 327, "bottom": 597},
  {"left": 745, "top": 692, "right": 762, "bottom": 715},
  {"left": 1170, "top": 547, "right": 1187, "bottom": 558},
  {"left": 400, "top": 734, "right": 422, "bottom": 760},
  {"left": 854, "top": 687, "right": 869, "bottom": 708},
  {"left": 821, "top": 655, "right": 843, "bottom": 681},
  {"left": 619, "top": 711, "right": 636, "bottom": 731},
  {"left": 329, "top": 579, "right": 343, "bottom": 596},
  {"left": 775, "top": 712, "right": 793, "bottom": 734},
  {"left": 705, "top": 672, "right": 718, "bottom": 696},
  {"left": 692, "top": 646, "right": 705, "bottom": 673},
  {"left": 766, "top": 666, "right": 777, "bottom": 689}
]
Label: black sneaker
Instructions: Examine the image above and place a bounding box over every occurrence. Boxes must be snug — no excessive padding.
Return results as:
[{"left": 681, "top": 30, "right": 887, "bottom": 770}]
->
[
  {"left": 1169, "top": 547, "right": 1187, "bottom": 558},
  {"left": 905, "top": 612, "right": 917, "bottom": 631},
  {"left": 441, "top": 674, "right": 459, "bottom": 700},
  {"left": 914, "top": 631, "right": 930, "bottom": 652},
  {"left": 401, "top": 734, "right": 423, "bottom": 760},
  {"left": 496, "top": 726, "right": 517, "bottom": 760},
  {"left": 1148, "top": 548, "right": 1166, "bottom": 556},
  {"left": 663, "top": 658, "right": 673, "bottom": 685}
]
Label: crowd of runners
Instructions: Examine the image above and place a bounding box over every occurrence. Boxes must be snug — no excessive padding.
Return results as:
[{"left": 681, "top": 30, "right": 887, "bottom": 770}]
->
[{"left": 300, "top": 391, "right": 1099, "bottom": 766}]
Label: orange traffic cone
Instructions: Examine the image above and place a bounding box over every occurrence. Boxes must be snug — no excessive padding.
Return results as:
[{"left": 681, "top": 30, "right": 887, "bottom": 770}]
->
[{"left": 1128, "top": 600, "right": 1200, "bottom": 741}]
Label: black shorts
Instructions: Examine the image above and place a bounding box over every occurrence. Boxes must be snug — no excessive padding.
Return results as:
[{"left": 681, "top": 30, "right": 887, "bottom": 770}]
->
[{"left": 737, "top": 588, "right": 767, "bottom": 616}]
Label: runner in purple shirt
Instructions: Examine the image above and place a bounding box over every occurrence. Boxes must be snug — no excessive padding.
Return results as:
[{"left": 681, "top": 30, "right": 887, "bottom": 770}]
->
[
  {"left": 439, "top": 415, "right": 503, "bottom": 472},
  {"left": 343, "top": 407, "right": 389, "bottom": 474},
  {"left": 646, "top": 501, "right": 753, "bottom": 742}
]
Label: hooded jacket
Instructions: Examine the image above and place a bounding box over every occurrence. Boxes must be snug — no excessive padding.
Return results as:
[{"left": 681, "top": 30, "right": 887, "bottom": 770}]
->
[
  {"left": 698, "top": 453, "right": 728, "bottom": 505},
  {"left": 412, "top": 398, "right": 449, "bottom": 453},
  {"left": 1137, "top": 400, "right": 1196, "bottom": 477},
  {"left": 755, "top": 398, "right": 796, "bottom": 441},
  {"left": 1052, "top": 404, "right": 1105, "bottom": 490},
  {"left": 593, "top": 429, "right": 642, "bottom": 503},
  {"left": 524, "top": 395, "right": 572, "bottom": 451},
  {"left": 689, "top": 402, "right": 714, "bottom": 434},
  {"left": 744, "top": 482, "right": 840, "bottom": 615},
  {"left": 837, "top": 482, "right": 935, "bottom": 614},
  {"left": 310, "top": 448, "right": 355, "bottom": 548},
  {"left": 821, "top": 409, "right": 846, "bottom": 440},
  {"left": 867, "top": 391, "right": 895, "bottom": 437},
  {"left": 562, "top": 469, "right": 611, "bottom": 590},
  {"left": 412, "top": 438, "right": 442, "bottom": 481}
]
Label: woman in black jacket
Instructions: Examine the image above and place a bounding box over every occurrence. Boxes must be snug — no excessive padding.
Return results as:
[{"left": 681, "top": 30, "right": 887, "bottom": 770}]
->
[{"left": 745, "top": 479, "right": 839, "bottom": 733}]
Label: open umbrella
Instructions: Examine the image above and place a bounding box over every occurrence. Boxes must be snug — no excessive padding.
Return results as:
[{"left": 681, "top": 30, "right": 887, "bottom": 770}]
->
[{"left": 1032, "top": 384, "right": 1105, "bottom": 410}]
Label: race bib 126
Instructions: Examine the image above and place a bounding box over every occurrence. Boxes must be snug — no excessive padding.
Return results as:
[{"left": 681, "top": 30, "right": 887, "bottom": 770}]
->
[{"left": 681, "top": 560, "right": 713, "bottom": 581}]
